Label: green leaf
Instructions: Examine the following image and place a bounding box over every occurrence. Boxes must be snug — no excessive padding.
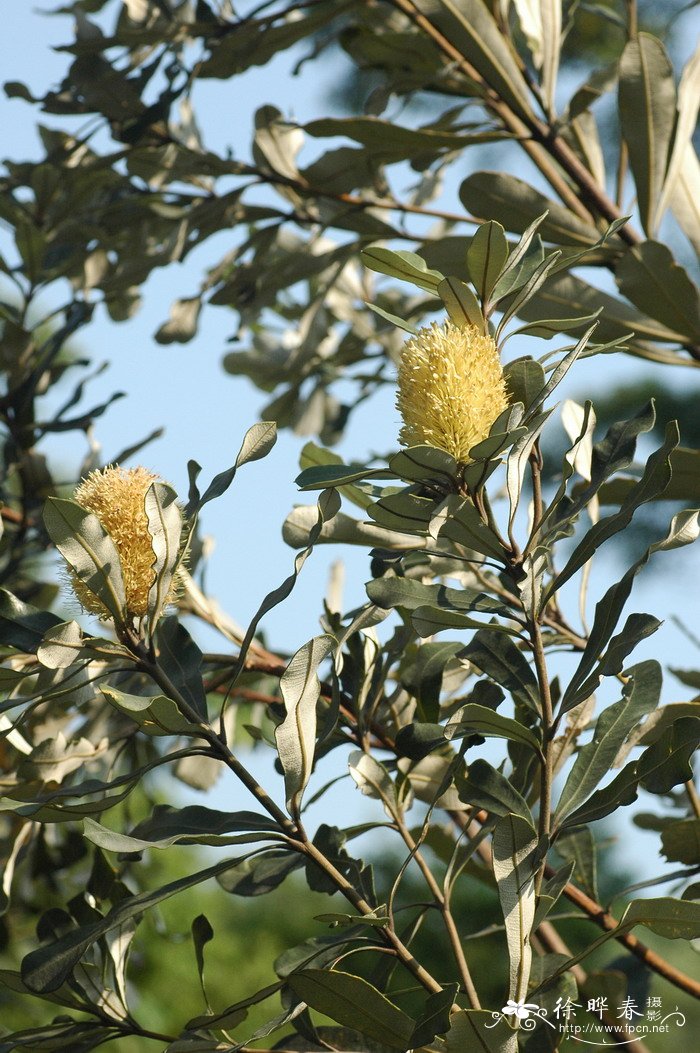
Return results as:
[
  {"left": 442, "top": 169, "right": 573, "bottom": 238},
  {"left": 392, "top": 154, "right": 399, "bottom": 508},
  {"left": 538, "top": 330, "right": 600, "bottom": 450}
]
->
[
  {"left": 437, "top": 276, "right": 485, "bottom": 330},
  {"left": 433, "top": 494, "right": 507, "bottom": 561},
  {"left": 287, "top": 970, "right": 416, "bottom": 1049},
  {"left": 296, "top": 462, "right": 387, "bottom": 491},
  {"left": 457, "top": 759, "right": 534, "bottom": 823},
  {"left": 0, "top": 589, "right": 63, "bottom": 652},
  {"left": 616, "top": 240, "right": 700, "bottom": 342},
  {"left": 468, "top": 220, "right": 509, "bottom": 304},
  {"left": 598, "top": 450, "right": 700, "bottom": 503},
  {"left": 432, "top": 0, "right": 534, "bottom": 121},
  {"left": 101, "top": 686, "right": 201, "bottom": 737},
  {"left": 83, "top": 806, "right": 280, "bottom": 852},
  {"left": 156, "top": 617, "right": 208, "bottom": 720},
  {"left": 618, "top": 34, "right": 676, "bottom": 237},
  {"left": 21, "top": 854, "right": 259, "bottom": 992},
  {"left": 623, "top": 897, "right": 700, "bottom": 940},
  {"left": 216, "top": 851, "right": 303, "bottom": 897},
  {"left": 36, "top": 621, "right": 85, "bottom": 669},
  {"left": 412, "top": 641, "right": 464, "bottom": 721},
  {"left": 461, "top": 630, "right": 541, "bottom": 713},
  {"left": 547, "top": 421, "right": 679, "bottom": 599},
  {"left": 660, "top": 819, "right": 700, "bottom": 865},
  {"left": 388, "top": 444, "right": 459, "bottom": 486},
  {"left": 360, "top": 247, "right": 444, "bottom": 293},
  {"left": 411, "top": 984, "right": 459, "bottom": 1046},
  {"left": 561, "top": 557, "right": 660, "bottom": 714},
  {"left": 275, "top": 635, "right": 334, "bottom": 814},
  {"left": 412, "top": 605, "right": 516, "bottom": 639},
  {"left": 187, "top": 422, "right": 277, "bottom": 514},
  {"left": 533, "top": 861, "right": 576, "bottom": 928},
  {"left": 365, "top": 577, "right": 511, "bottom": 619},
  {"left": 446, "top": 703, "right": 541, "bottom": 752},
  {"left": 554, "top": 661, "right": 662, "bottom": 823},
  {"left": 514, "top": 271, "right": 686, "bottom": 346},
  {"left": 43, "top": 498, "right": 126, "bottom": 624},
  {"left": 304, "top": 114, "right": 502, "bottom": 156},
  {"left": 504, "top": 357, "right": 546, "bottom": 409},
  {"left": 348, "top": 751, "right": 397, "bottom": 812},
  {"left": 144, "top": 481, "right": 183, "bottom": 633},
  {"left": 554, "top": 827, "right": 597, "bottom": 899},
  {"left": 460, "top": 172, "right": 600, "bottom": 245},
  {"left": 446, "top": 1009, "right": 516, "bottom": 1052},
  {"left": 493, "top": 814, "right": 538, "bottom": 1004}
]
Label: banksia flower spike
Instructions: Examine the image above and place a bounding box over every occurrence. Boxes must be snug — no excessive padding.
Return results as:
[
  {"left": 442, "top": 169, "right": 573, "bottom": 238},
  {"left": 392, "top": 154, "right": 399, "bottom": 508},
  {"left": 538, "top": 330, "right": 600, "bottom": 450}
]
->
[
  {"left": 69, "top": 465, "right": 179, "bottom": 620},
  {"left": 397, "top": 321, "right": 508, "bottom": 463}
]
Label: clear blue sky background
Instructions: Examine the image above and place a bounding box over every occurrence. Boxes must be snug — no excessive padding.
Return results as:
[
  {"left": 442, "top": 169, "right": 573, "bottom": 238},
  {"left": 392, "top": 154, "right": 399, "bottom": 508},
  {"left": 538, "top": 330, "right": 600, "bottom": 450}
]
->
[{"left": 2, "top": 2, "right": 699, "bottom": 876}]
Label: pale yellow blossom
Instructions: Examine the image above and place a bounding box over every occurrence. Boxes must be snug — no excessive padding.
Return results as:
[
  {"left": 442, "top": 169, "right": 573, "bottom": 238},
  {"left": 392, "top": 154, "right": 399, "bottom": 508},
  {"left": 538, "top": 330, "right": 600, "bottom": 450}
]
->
[
  {"left": 70, "top": 465, "right": 178, "bottom": 619},
  {"left": 396, "top": 321, "right": 508, "bottom": 462}
]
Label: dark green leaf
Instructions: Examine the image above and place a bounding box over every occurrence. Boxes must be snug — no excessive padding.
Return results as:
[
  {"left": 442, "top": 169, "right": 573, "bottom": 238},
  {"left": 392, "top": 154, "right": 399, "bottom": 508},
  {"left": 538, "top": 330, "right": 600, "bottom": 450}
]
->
[
  {"left": 660, "top": 819, "right": 700, "bottom": 865},
  {"left": 411, "top": 984, "right": 459, "bottom": 1046},
  {"left": 0, "top": 590, "right": 62, "bottom": 652},
  {"left": 555, "top": 661, "right": 662, "bottom": 822},
  {"left": 21, "top": 855, "right": 260, "bottom": 992},
  {"left": 461, "top": 630, "right": 540, "bottom": 713},
  {"left": 156, "top": 617, "right": 207, "bottom": 720},
  {"left": 457, "top": 759, "right": 534, "bottom": 823},
  {"left": 446, "top": 703, "right": 541, "bottom": 752},
  {"left": 616, "top": 240, "right": 700, "bottom": 342},
  {"left": 460, "top": 172, "right": 600, "bottom": 245},
  {"left": 438, "top": 276, "right": 485, "bottom": 330},
  {"left": 468, "top": 220, "right": 509, "bottom": 304},
  {"left": 360, "top": 247, "right": 443, "bottom": 292},
  {"left": 287, "top": 970, "right": 416, "bottom": 1049}
]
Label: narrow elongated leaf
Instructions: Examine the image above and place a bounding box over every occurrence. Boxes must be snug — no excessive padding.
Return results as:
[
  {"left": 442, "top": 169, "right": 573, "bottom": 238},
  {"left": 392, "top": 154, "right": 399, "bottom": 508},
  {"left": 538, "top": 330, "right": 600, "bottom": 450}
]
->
[
  {"left": 555, "top": 660, "right": 662, "bottom": 823},
  {"left": 467, "top": 220, "right": 509, "bottom": 303},
  {"left": 144, "top": 482, "right": 182, "bottom": 633},
  {"left": 438, "top": 276, "right": 485, "bottom": 330},
  {"left": 287, "top": 969, "right": 416, "bottom": 1049},
  {"left": 21, "top": 855, "right": 257, "bottom": 992},
  {"left": 360, "top": 247, "right": 443, "bottom": 292},
  {"left": 622, "top": 897, "right": 700, "bottom": 940},
  {"left": 43, "top": 498, "right": 126, "bottom": 624},
  {"left": 618, "top": 34, "right": 676, "bottom": 236},
  {"left": 492, "top": 814, "right": 538, "bottom": 1004},
  {"left": 156, "top": 617, "right": 208, "bottom": 720},
  {"left": 446, "top": 703, "right": 541, "bottom": 752},
  {"left": 432, "top": 0, "right": 534, "bottom": 121},
  {"left": 616, "top": 241, "right": 700, "bottom": 342},
  {"left": 411, "top": 983, "right": 459, "bottom": 1046},
  {"left": 540, "top": 0, "right": 562, "bottom": 113},
  {"left": 276, "top": 635, "right": 334, "bottom": 814},
  {"left": 101, "top": 686, "right": 201, "bottom": 736},
  {"left": 83, "top": 807, "right": 280, "bottom": 852},
  {"left": 461, "top": 630, "right": 541, "bottom": 713},
  {"left": 655, "top": 43, "right": 700, "bottom": 229},
  {"left": 0, "top": 589, "right": 63, "bottom": 652},
  {"left": 460, "top": 172, "right": 600, "bottom": 245},
  {"left": 412, "top": 605, "right": 515, "bottom": 638},
  {"left": 548, "top": 421, "right": 679, "bottom": 598},
  {"left": 458, "top": 759, "right": 534, "bottom": 822},
  {"left": 366, "top": 576, "right": 511, "bottom": 619}
]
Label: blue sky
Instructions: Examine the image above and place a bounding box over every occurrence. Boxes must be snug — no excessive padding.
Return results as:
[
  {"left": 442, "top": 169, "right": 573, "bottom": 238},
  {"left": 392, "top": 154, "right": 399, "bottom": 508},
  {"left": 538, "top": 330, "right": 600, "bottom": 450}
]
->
[{"left": 2, "top": 2, "right": 700, "bottom": 874}]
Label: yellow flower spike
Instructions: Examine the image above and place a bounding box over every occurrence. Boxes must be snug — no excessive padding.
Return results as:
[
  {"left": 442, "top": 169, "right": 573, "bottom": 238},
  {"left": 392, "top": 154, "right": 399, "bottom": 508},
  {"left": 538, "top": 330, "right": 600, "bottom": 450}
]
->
[
  {"left": 70, "top": 465, "right": 177, "bottom": 620},
  {"left": 396, "top": 321, "right": 508, "bottom": 463}
]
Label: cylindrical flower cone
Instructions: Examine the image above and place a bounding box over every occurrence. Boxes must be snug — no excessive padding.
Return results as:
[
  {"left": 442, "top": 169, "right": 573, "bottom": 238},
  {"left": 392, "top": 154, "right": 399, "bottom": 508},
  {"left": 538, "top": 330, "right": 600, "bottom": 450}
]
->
[{"left": 396, "top": 321, "right": 508, "bottom": 463}]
